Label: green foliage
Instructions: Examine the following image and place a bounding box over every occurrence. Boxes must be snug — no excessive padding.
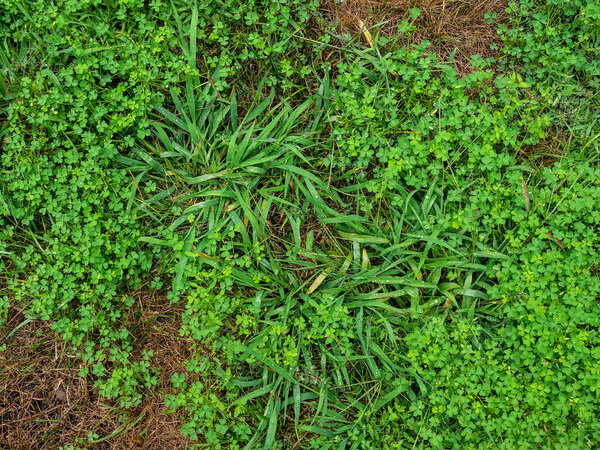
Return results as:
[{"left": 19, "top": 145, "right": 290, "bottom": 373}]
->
[
  {"left": 1, "top": 0, "right": 600, "bottom": 447},
  {"left": 500, "top": 0, "right": 600, "bottom": 138},
  {"left": 168, "top": 0, "right": 321, "bottom": 91},
  {"left": 395, "top": 160, "right": 600, "bottom": 447},
  {"left": 0, "top": 0, "right": 186, "bottom": 406},
  {"left": 329, "top": 46, "right": 551, "bottom": 193},
  {"left": 501, "top": 0, "right": 600, "bottom": 84}
]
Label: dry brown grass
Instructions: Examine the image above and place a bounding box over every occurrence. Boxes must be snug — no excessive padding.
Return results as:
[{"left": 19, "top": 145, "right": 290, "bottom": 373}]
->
[
  {"left": 518, "top": 125, "right": 567, "bottom": 166},
  {"left": 321, "top": 0, "right": 508, "bottom": 74},
  {"left": 0, "top": 292, "right": 193, "bottom": 449}
]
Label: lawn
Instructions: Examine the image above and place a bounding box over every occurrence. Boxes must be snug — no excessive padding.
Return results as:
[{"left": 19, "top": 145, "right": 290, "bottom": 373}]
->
[{"left": 1, "top": 0, "right": 600, "bottom": 447}]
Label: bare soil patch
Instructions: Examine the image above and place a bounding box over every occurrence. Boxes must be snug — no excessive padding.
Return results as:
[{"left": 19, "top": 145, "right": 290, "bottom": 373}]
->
[
  {"left": 322, "top": 0, "right": 509, "bottom": 74},
  {"left": 0, "top": 293, "right": 192, "bottom": 449}
]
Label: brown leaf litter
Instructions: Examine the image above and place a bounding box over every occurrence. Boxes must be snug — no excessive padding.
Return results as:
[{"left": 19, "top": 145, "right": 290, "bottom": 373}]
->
[
  {"left": 321, "top": 0, "right": 509, "bottom": 75},
  {"left": 0, "top": 290, "right": 194, "bottom": 449}
]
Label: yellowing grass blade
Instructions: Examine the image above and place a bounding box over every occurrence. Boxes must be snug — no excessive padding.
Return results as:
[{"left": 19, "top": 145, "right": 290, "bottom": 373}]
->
[{"left": 307, "top": 268, "right": 331, "bottom": 294}]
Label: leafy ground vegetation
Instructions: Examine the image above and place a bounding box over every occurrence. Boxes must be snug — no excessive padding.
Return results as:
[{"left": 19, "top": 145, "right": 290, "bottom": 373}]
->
[{"left": 1, "top": 0, "right": 599, "bottom": 447}]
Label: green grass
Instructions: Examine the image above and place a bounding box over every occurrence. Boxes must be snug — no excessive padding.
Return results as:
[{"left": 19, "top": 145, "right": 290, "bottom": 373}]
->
[{"left": 1, "top": 0, "right": 600, "bottom": 447}]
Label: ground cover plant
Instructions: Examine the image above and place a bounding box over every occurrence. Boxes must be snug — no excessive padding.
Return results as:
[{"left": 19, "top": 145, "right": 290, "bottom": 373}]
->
[{"left": 1, "top": 0, "right": 599, "bottom": 447}]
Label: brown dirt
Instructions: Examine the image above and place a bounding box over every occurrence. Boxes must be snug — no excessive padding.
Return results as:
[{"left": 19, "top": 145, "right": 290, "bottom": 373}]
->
[
  {"left": 321, "top": 0, "right": 509, "bottom": 75},
  {"left": 0, "top": 292, "right": 194, "bottom": 449}
]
